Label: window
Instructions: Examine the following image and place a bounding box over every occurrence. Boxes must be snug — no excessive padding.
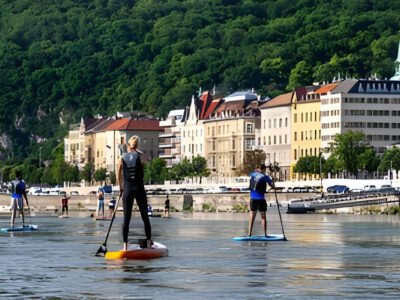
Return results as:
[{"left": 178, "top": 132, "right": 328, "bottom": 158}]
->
[
  {"left": 285, "top": 134, "right": 287, "bottom": 144},
  {"left": 294, "top": 132, "right": 297, "bottom": 141},
  {"left": 246, "top": 123, "right": 253, "bottom": 133},
  {"left": 232, "top": 155, "right": 236, "bottom": 167},
  {"left": 273, "top": 119, "right": 277, "bottom": 128},
  {"left": 294, "top": 114, "right": 297, "bottom": 123},
  {"left": 245, "top": 139, "right": 254, "bottom": 150},
  {"left": 263, "top": 120, "right": 266, "bottom": 129},
  {"left": 273, "top": 136, "right": 276, "bottom": 145},
  {"left": 232, "top": 139, "right": 236, "bottom": 149},
  {"left": 279, "top": 118, "right": 282, "bottom": 127},
  {"left": 294, "top": 149, "right": 297, "bottom": 160},
  {"left": 279, "top": 135, "right": 282, "bottom": 144},
  {"left": 268, "top": 136, "right": 271, "bottom": 145},
  {"left": 263, "top": 136, "right": 266, "bottom": 145}
]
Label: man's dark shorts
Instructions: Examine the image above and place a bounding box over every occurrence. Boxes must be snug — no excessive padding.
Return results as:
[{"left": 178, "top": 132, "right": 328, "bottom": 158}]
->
[{"left": 250, "top": 199, "right": 267, "bottom": 212}]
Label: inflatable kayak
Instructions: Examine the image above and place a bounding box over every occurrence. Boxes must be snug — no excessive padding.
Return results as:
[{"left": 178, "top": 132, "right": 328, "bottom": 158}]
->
[
  {"left": 105, "top": 241, "right": 168, "bottom": 260},
  {"left": 233, "top": 234, "right": 285, "bottom": 241},
  {"left": 1, "top": 224, "right": 39, "bottom": 232}
]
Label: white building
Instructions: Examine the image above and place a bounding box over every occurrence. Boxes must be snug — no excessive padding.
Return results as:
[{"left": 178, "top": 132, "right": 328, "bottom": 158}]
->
[
  {"left": 257, "top": 92, "right": 292, "bottom": 180},
  {"left": 159, "top": 109, "right": 184, "bottom": 167},
  {"left": 321, "top": 79, "right": 400, "bottom": 154}
]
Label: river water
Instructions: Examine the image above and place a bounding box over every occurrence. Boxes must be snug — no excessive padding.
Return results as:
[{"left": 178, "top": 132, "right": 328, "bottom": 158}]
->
[{"left": 1, "top": 210, "right": 400, "bottom": 299}]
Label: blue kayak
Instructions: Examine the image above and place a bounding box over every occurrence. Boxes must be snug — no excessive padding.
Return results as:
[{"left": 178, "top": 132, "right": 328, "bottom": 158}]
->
[
  {"left": 1, "top": 225, "right": 39, "bottom": 232},
  {"left": 233, "top": 234, "right": 285, "bottom": 241}
]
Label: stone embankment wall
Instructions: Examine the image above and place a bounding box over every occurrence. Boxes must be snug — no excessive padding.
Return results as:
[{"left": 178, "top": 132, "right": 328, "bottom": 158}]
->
[{"left": 0, "top": 192, "right": 300, "bottom": 213}]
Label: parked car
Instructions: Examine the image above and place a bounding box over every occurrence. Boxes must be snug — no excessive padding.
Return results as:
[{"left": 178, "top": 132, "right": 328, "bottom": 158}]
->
[
  {"left": 363, "top": 185, "right": 377, "bottom": 191},
  {"left": 70, "top": 191, "right": 79, "bottom": 196},
  {"left": 327, "top": 185, "right": 350, "bottom": 193}
]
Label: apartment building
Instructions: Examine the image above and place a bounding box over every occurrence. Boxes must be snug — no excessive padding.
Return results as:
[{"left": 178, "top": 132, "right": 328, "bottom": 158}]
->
[
  {"left": 65, "top": 115, "right": 162, "bottom": 173},
  {"left": 291, "top": 86, "right": 322, "bottom": 180},
  {"left": 258, "top": 92, "right": 292, "bottom": 181},
  {"left": 63, "top": 118, "right": 89, "bottom": 169},
  {"left": 159, "top": 109, "right": 184, "bottom": 167},
  {"left": 321, "top": 79, "right": 400, "bottom": 154},
  {"left": 204, "top": 92, "right": 261, "bottom": 178}
]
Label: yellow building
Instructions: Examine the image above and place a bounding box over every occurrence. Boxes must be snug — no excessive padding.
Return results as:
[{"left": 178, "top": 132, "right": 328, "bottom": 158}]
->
[
  {"left": 290, "top": 86, "right": 321, "bottom": 180},
  {"left": 65, "top": 116, "right": 162, "bottom": 173}
]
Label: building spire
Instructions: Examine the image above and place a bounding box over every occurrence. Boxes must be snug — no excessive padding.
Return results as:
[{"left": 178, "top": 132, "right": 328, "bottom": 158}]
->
[{"left": 390, "top": 41, "right": 400, "bottom": 80}]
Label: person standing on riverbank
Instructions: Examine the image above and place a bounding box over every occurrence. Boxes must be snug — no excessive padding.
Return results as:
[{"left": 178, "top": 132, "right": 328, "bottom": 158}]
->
[
  {"left": 61, "top": 192, "right": 70, "bottom": 217},
  {"left": 9, "top": 170, "right": 29, "bottom": 228},
  {"left": 164, "top": 195, "right": 170, "bottom": 218},
  {"left": 96, "top": 188, "right": 105, "bottom": 218},
  {"left": 117, "top": 135, "right": 152, "bottom": 251},
  {"left": 248, "top": 163, "right": 275, "bottom": 237}
]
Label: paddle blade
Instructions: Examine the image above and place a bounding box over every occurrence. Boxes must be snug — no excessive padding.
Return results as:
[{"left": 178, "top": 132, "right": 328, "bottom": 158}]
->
[{"left": 95, "top": 244, "right": 107, "bottom": 257}]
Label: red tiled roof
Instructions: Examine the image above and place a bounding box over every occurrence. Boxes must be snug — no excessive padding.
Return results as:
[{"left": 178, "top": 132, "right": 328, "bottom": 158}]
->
[
  {"left": 203, "top": 98, "right": 223, "bottom": 119},
  {"left": 199, "top": 91, "right": 213, "bottom": 120},
  {"left": 314, "top": 83, "right": 339, "bottom": 94},
  {"left": 104, "top": 119, "right": 162, "bottom": 131}
]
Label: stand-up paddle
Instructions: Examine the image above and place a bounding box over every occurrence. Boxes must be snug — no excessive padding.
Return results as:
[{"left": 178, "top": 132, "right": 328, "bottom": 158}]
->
[
  {"left": 27, "top": 199, "right": 32, "bottom": 226},
  {"left": 274, "top": 188, "right": 287, "bottom": 241},
  {"left": 95, "top": 192, "right": 122, "bottom": 257}
]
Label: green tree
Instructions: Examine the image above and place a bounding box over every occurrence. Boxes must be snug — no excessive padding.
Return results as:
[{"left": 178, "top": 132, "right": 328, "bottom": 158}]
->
[
  {"left": 93, "top": 167, "right": 107, "bottom": 186},
  {"left": 235, "top": 150, "right": 266, "bottom": 176},
  {"left": 358, "top": 147, "right": 380, "bottom": 176},
  {"left": 330, "top": 131, "right": 368, "bottom": 177},
  {"left": 379, "top": 146, "right": 400, "bottom": 176},
  {"left": 287, "top": 60, "right": 313, "bottom": 90},
  {"left": 144, "top": 158, "right": 167, "bottom": 184},
  {"left": 294, "top": 156, "right": 321, "bottom": 178},
  {"left": 80, "top": 163, "right": 94, "bottom": 185},
  {"left": 191, "top": 155, "right": 209, "bottom": 184}
]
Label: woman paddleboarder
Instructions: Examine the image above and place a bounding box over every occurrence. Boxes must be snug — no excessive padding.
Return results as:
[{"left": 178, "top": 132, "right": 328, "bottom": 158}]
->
[{"left": 117, "top": 136, "right": 153, "bottom": 251}]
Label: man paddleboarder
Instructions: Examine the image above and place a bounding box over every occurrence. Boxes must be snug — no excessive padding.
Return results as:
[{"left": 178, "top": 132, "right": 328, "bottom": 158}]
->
[
  {"left": 248, "top": 163, "right": 275, "bottom": 237},
  {"left": 9, "top": 170, "right": 29, "bottom": 228},
  {"left": 117, "top": 136, "right": 153, "bottom": 251}
]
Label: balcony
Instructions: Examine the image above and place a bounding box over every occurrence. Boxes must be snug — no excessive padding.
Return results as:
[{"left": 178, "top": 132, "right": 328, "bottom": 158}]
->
[
  {"left": 159, "top": 154, "right": 174, "bottom": 159},
  {"left": 160, "top": 119, "right": 175, "bottom": 127},
  {"left": 159, "top": 132, "right": 175, "bottom": 138},
  {"left": 159, "top": 144, "right": 173, "bottom": 149}
]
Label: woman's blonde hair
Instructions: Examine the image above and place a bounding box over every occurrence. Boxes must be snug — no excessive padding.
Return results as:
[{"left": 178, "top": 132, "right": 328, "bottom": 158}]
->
[{"left": 128, "top": 135, "right": 139, "bottom": 148}]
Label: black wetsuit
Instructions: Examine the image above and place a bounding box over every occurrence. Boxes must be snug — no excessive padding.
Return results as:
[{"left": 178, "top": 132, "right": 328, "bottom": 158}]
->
[{"left": 121, "top": 150, "right": 151, "bottom": 243}]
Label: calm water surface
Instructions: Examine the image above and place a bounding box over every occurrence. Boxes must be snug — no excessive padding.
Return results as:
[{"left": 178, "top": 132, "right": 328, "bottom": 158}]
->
[{"left": 1, "top": 210, "right": 400, "bottom": 299}]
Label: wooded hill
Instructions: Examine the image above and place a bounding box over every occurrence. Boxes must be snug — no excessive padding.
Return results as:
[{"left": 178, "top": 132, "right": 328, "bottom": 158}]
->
[{"left": 1, "top": 0, "right": 400, "bottom": 162}]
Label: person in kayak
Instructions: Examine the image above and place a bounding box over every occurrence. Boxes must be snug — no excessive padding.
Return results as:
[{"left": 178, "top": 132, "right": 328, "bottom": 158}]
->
[
  {"left": 9, "top": 170, "right": 29, "bottom": 228},
  {"left": 248, "top": 163, "right": 275, "bottom": 237},
  {"left": 117, "top": 135, "right": 152, "bottom": 251}
]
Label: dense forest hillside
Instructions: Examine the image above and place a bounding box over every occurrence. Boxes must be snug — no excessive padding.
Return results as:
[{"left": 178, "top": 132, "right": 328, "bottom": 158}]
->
[{"left": 1, "top": 0, "right": 400, "bottom": 162}]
